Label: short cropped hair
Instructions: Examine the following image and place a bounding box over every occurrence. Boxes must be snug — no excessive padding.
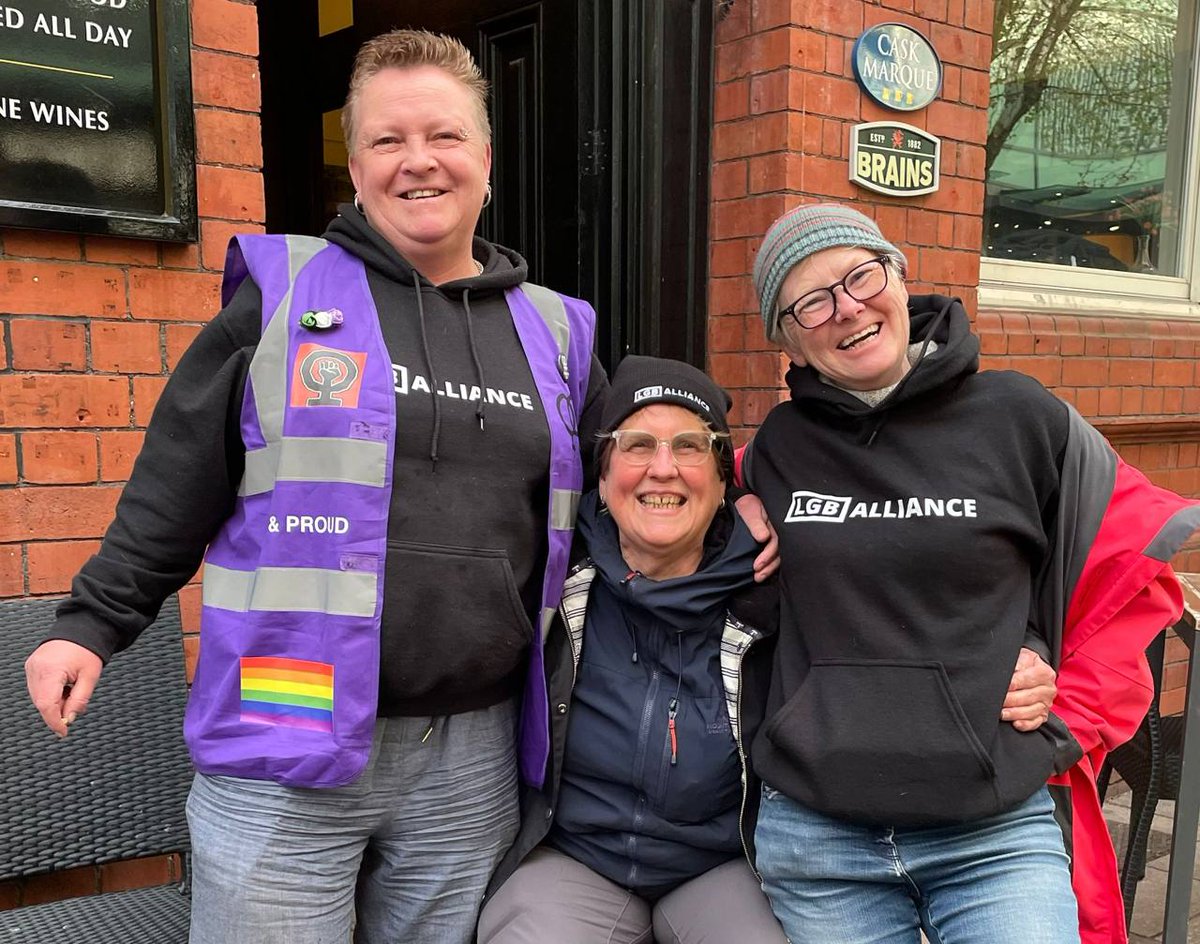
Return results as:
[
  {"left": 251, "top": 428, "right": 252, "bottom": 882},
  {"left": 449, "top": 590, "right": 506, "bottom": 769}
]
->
[{"left": 341, "top": 29, "right": 491, "bottom": 147}]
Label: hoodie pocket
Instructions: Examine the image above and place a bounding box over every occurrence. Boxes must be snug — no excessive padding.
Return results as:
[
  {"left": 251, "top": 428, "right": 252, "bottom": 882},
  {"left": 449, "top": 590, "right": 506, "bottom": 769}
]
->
[
  {"left": 764, "top": 659, "right": 997, "bottom": 823},
  {"left": 381, "top": 540, "right": 534, "bottom": 701}
]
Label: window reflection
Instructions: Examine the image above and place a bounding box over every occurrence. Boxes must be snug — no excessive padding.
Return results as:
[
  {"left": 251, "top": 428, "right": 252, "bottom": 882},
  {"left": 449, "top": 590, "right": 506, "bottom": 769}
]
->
[{"left": 985, "top": 0, "right": 1194, "bottom": 276}]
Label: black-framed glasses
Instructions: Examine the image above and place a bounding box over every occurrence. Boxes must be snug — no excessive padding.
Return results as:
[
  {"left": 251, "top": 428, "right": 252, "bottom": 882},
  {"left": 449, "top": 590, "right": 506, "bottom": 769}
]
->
[
  {"left": 777, "top": 256, "right": 892, "bottom": 333},
  {"left": 604, "top": 429, "right": 729, "bottom": 467}
]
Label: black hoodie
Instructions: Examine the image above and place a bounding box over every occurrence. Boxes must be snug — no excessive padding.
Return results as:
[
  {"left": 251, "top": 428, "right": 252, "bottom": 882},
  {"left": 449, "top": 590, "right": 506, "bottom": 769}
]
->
[
  {"left": 49, "top": 207, "right": 608, "bottom": 717},
  {"left": 744, "top": 295, "right": 1071, "bottom": 827}
]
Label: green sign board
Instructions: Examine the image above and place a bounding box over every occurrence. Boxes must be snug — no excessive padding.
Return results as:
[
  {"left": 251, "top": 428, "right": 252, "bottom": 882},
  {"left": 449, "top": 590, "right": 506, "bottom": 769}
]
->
[{"left": 849, "top": 121, "right": 941, "bottom": 197}]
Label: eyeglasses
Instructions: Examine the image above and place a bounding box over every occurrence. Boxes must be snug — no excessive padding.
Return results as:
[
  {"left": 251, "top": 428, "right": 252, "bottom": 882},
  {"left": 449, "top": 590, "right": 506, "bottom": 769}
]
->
[
  {"left": 604, "top": 429, "right": 729, "bottom": 467},
  {"left": 777, "top": 256, "right": 892, "bottom": 334}
]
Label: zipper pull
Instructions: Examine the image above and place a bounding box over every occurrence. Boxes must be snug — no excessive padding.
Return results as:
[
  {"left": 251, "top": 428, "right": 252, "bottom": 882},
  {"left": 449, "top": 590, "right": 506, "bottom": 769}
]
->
[{"left": 668, "top": 698, "right": 678, "bottom": 766}]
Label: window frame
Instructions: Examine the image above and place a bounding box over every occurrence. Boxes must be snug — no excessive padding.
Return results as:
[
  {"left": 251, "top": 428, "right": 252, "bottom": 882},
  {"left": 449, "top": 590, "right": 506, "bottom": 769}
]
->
[{"left": 980, "top": 1, "right": 1200, "bottom": 320}]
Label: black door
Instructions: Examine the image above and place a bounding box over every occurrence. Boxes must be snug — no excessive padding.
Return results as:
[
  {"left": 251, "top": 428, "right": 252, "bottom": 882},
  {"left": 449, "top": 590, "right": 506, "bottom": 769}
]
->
[
  {"left": 260, "top": 0, "right": 581, "bottom": 295},
  {"left": 258, "top": 0, "right": 713, "bottom": 372}
]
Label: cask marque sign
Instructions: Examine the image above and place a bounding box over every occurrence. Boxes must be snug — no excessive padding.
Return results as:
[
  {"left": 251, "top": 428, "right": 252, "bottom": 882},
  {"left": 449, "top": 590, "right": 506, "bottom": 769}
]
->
[{"left": 0, "top": 0, "right": 196, "bottom": 241}]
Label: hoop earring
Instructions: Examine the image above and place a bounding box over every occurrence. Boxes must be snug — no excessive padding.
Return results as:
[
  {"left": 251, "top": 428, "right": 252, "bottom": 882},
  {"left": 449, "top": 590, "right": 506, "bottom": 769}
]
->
[
  {"left": 353, "top": 193, "right": 364, "bottom": 214},
  {"left": 482, "top": 182, "right": 493, "bottom": 208}
]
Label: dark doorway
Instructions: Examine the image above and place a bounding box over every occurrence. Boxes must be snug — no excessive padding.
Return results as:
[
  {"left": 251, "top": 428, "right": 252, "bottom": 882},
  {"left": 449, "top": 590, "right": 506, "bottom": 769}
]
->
[{"left": 257, "top": 0, "right": 713, "bottom": 372}]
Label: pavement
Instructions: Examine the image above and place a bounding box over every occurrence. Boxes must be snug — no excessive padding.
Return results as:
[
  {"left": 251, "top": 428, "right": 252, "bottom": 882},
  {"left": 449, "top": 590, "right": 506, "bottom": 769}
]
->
[{"left": 1105, "top": 787, "right": 1200, "bottom": 942}]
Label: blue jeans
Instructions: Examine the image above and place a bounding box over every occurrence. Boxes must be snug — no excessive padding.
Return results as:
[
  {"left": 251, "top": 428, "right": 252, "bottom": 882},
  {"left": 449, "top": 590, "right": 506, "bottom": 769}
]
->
[
  {"left": 754, "top": 785, "right": 1079, "bottom": 944},
  {"left": 187, "top": 702, "right": 519, "bottom": 944}
]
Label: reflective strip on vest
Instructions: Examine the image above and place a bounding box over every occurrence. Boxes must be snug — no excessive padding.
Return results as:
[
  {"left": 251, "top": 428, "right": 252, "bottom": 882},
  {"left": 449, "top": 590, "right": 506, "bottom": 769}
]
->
[
  {"left": 239, "top": 437, "right": 389, "bottom": 496},
  {"left": 540, "top": 605, "right": 557, "bottom": 643},
  {"left": 249, "top": 235, "right": 330, "bottom": 444},
  {"left": 204, "top": 563, "right": 378, "bottom": 617},
  {"left": 551, "top": 488, "right": 581, "bottom": 531},
  {"left": 520, "top": 282, "right": 572, "bottom": 380}
]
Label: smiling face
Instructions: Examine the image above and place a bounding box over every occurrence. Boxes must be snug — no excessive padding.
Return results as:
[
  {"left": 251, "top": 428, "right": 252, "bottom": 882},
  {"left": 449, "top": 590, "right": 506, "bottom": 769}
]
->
[
  {"left": 348, "top": 65, "right": 492, "bottom": 281},
  {"left": 776, "top": 246, "right": 911, "bottom": 391},
  {"left": 599, "top": 404, "right": 726, "bottom": 580}
]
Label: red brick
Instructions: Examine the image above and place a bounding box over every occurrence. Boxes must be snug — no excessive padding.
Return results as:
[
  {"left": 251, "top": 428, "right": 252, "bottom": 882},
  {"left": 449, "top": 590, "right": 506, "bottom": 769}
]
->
[
  {"left": 710, "top": 352, "right": 750, "bottom": 387},
  {"left": 191, "top": 0, "right": 258, "bottom": 55},
  {"left": 709, "top": 314, "right": 746, "bottom": 352},
  {"left": 711, "top": 160, "right": 749, "bottom": 202},
  {"left": 712, "top": 194, "right": 788, "bottom": 240},
  {"left": 161, "top": 242, "right": 202, "bottom": 269},
  {"left": 927, "top": 100, "right": 986, "bottom": 143},
  {"left": 0, "top": 486, "right": 121, "bottom": 542},
  {"left": 959, "top": 69, "right": 990, "bottom": 109},
  {"left": 1143, "top": 388, "right": 1165, "bottom": 413},
  {"left": 0, "top": 433, "right": 15, "bottom": 484},
  {"left": 180, "top": 581, "right": 203, "bottom": 635},
  {"left": 750, "top": 70, "right": 794, "bottom": 115},
  {"left": 195, "top": 108, "right": 264, "bottom": 168},
  {"left": 715, "top": 78, "right": 751, "bottom": 122},
  {"left": 91, "top": 321, "right": 163, "bottom": 374},
  {"left": 0, "top": 375, "right": 130, "bottom": 428},
  {"left": 907, "top": 209, "right": 939, "bottom": 247},
  {"left": 798, "top": 0, "right": 863, "bottom": 36},
  {"left": 192, "top": 50, "right": 261, "bottom": 113},
  {"left": 2, "top": 262, "right": 125, "bottom": 317},
  {"left": 27, "top": 540, "right": 102, "bottom": 594},
  {"left": 952, "top": 214, "right": 981, "bottom": 250},
  {"left": 165, "top": 323, "right": 205, "bottom": 370},
  {"left": 1097, "top": 387, "right": 1121, "bottom": 416},
  {"left": 21, "top": 432, "right": 98, "bottom": 484},
  {"left": 749, "top": 152, "right": 805, "bottom": 194},
  {"left": 9, "top": 319, "right": 87, "bottom": 371},
  {"left": 100, "top": 430, "right": 146, "bottom": 482},
  {"left": 820, "top": 118, "right": 844, "bottom": 158},
  {"left": 751, "top": 0, "right": 797, "bottom": 31},
  {"left": 85, "top": 238, "right": 159, "bottom": 266},
  {"left": 803, "top": 73, "right": 860, "bottom": 120},
  {"left": 1007, "top": 356, "right": 1061, "bottom": 388},
  {"left": 2, "top": 229, "right": 82, "bottom": 260},
  {"left": 710, "top": 240, "right": 751, "bottom": 279},
  {"left": 200, "top": 219, "right": 264, "bottom": 272},
  {"left": 129, "top": 269, "right": 223, "bottom": 322},
  {"left": 1083, "top": 335, "right": 1109, "bottom": 357},
  {"left": 930, "top": 22, "right": 991, "bottom": 69},
  {"left": 0, "top": 326, "right": 6, "bottom": 370},
  {"left": 965, "top": 0, "right": 994, "bottom": 34},
  {"left": 1106, "top": 360, "right": 1152, "bottom": 386},
  {"left": 0, "top": 544, "right": 21, "bottom": 598},
  {"left": 134, "top": 376, "right": 169, "bottom": 426},
  {"left": 709, "top": 276, "right": 756, "bottom": 317},
  {"left": 1120, "top": 386, "right": 1144, "bottom": 415},
  {"left": 716, "top": 0, "right": 751, "bottom": 41},
  {"left": 99, "top": 854, "right": 181, "bottom": 893},
  {"left": 196, "top": 165, "right": 266, "bottom": 223},
  {"left": 915, "top": 0, "right": 948, "bottom": 18},
  {"left": 183, "top": 633, "right": 200, "bottom": 683},
  {"left": 1152, "top": 359, "right": 1194, "bottom": 386}
]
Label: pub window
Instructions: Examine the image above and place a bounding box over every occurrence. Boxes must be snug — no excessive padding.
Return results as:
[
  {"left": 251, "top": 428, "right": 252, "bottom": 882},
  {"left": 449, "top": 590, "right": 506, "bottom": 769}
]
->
[{"left": 982, "top": 0, "right": 1200, "bottom": 309}]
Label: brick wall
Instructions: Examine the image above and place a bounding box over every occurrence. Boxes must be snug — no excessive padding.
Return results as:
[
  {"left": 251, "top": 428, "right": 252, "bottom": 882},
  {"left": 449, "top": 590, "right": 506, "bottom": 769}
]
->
[
  {"left": 0, "top": 0, "right": 261, "bottom": 907},
  {"left": 710, "top": 0, "right": 992, "bottom": 439},
  {"left": 708, "top": 0, "right": 1200, "bottom": 702}
]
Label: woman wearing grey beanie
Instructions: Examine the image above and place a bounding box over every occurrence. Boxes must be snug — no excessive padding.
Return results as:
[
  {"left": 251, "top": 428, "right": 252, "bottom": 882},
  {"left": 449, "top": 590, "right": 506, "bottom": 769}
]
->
[{"left": 742, "top": 203, "right": 1200, "bottom": 944}]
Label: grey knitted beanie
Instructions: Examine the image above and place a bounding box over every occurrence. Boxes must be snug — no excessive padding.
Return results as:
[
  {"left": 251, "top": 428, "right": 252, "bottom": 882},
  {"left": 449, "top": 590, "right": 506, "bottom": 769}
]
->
[{"left": 753, "top": 204, "right": 906, "bottom": 339}]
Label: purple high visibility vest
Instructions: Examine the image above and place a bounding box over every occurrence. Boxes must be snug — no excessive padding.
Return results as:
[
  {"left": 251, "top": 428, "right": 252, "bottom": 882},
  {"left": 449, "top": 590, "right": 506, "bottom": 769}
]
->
[{"left": 183, "top": 234, "right": 594, "bottom": 788}]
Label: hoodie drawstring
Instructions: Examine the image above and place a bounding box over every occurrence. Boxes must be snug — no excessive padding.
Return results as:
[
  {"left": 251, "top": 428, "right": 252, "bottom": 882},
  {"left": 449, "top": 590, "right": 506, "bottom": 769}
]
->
[
  {"left": 414, "top": 281, "right": 442, "bottom": 469},
  {"left": 462, "top": 289, "right": 487, "bottom": 430}
]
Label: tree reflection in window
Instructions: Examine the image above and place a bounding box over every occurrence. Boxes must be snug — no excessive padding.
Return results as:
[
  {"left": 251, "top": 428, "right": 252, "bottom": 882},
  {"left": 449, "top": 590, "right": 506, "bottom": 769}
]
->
[{"left": 985, "top": 0, "right": 1193, "bottom": 275}]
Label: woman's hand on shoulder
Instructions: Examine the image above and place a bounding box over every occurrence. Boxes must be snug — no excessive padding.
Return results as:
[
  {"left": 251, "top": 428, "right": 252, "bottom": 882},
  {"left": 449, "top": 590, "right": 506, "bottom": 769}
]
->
[
  {"left": 1001, "top": 646, "right": 1056, "bottom": 732},
  {"left": 733, "top": 492, "right": 779, "bottom": 582}
]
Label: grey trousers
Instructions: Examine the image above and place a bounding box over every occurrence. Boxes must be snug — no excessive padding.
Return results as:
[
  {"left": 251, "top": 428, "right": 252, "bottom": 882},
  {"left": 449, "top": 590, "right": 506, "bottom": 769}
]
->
[
  {"left": 188, "top": 702, "right": 519, "bottom": 944},
  {"left": 477, "top": 846, "right": 788, "bottom": 944}
]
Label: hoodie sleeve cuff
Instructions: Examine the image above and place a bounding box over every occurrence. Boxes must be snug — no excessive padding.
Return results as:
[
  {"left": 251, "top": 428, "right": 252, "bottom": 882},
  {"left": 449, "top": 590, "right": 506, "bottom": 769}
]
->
[{"left": 42, "top": 612, "right": 126, "bottom": 664}]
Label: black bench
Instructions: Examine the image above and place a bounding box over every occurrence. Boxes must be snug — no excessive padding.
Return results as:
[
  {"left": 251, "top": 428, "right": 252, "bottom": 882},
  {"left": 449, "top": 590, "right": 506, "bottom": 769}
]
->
[{"left": 0, "top": 596, "right": 192, "bottom": 942}]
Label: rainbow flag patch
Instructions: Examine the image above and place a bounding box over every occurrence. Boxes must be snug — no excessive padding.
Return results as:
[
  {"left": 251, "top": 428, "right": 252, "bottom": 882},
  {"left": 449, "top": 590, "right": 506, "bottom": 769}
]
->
[{"left": 240, "top": 656, "right": 334, "bottom": 733}]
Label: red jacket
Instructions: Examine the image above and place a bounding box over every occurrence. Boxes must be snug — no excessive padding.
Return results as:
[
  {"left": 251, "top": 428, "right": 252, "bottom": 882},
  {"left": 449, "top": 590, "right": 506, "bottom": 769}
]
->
[{"left": 1046, "top": 409, "right": 1200, "bottom": 943}]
